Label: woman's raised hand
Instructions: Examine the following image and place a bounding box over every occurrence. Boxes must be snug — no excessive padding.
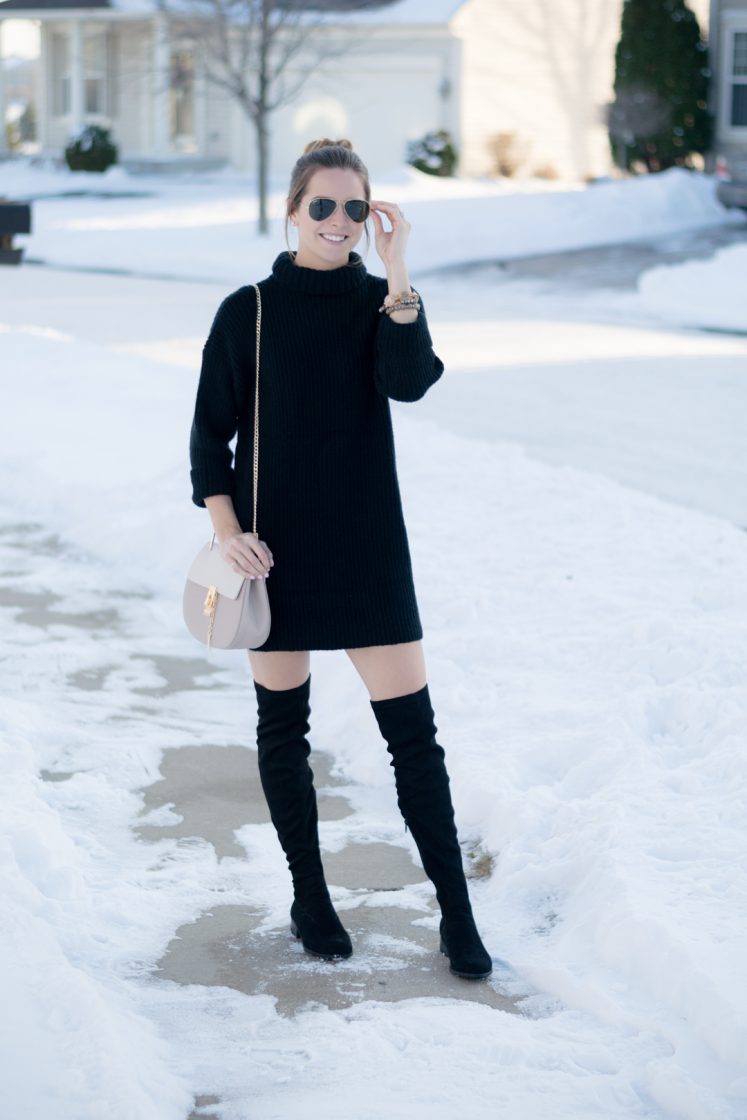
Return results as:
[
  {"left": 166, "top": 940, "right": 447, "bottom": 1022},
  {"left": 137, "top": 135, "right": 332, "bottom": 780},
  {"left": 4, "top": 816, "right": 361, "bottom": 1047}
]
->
[
  {"left": 370, "top": 200, "right": 410, "bottom": 269},
  {"left": 220, "top": 530, "right": 273, "bottom": 580}
]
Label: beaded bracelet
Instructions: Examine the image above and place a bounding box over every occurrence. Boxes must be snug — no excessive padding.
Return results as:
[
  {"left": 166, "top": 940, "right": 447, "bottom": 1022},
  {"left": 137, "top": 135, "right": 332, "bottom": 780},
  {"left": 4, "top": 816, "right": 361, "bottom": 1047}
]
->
[
  {"left": 378, "top": 288, "right": 421, "bottom": 315},
  {"left": 383, "top": 301, "right": 421, "bottom": 316}
]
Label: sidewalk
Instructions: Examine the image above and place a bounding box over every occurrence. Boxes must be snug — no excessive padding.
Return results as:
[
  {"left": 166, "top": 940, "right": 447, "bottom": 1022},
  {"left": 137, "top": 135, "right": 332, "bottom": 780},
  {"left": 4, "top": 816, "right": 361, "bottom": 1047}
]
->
[
  {"left": 140, "top": 738, "right": 520, "bottom": 1019},
  {"left": 1, "top": 515, "right": 529, "bottom": 1120}
]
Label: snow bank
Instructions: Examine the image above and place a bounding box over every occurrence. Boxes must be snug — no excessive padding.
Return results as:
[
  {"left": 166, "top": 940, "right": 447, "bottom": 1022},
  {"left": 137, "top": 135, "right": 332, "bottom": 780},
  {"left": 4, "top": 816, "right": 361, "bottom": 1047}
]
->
[
  {"left": 1, "top": 158, "right": 739, "bottom": 282},
  {"left": 637, "top": 242, "right": 747, "bottom": 333},
  {"left": 0, "top": 717, "right": 193, "bottom": 1120}
]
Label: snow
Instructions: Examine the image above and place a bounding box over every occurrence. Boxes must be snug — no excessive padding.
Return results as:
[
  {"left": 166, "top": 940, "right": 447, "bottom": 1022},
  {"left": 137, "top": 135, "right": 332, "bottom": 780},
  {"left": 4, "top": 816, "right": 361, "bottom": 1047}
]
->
[
  {"left": 1, "top": 159, "right": 740, "bottom": 283},
  {"left": 1, "top": 158, "right": 746, "bottom": 1119},
  {"left": 637, "top": 243, "right": 747, "bottom": 333},
  {"left": 304, "top": 0, "right": 466, "bottom": 26}
]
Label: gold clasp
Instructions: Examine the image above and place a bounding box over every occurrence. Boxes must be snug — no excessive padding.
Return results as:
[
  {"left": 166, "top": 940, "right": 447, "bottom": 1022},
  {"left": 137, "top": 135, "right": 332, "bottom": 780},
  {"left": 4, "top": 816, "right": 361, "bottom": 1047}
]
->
[
  {"left": 203, "top": 585, "right": 219, "bottom": 648},
  {"left": 203, "top": 585, "right": 218, "bottom": 616}
]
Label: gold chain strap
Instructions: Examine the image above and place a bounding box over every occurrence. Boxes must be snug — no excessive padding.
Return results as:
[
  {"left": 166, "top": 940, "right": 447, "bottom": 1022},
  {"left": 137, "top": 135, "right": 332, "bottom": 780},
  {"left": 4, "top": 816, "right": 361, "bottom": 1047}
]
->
[
  {"left": 203, "top": 286, "right": 261, "bottom": 650},
  {"left": 252, "top": 283, "right": 261, "bottom": 536}
]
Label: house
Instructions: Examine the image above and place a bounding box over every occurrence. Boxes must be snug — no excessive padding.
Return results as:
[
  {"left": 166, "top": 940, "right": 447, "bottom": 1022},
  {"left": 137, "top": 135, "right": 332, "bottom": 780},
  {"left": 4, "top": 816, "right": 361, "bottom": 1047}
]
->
[
  {"left": 708, "top": 0, "right": 747, "bottom": 176},
  {"left": 0, "top": 0, "right": 462, "bottom": 174},
  {"left": 0, "top": 0, "right": 712, "bottom": 181}
]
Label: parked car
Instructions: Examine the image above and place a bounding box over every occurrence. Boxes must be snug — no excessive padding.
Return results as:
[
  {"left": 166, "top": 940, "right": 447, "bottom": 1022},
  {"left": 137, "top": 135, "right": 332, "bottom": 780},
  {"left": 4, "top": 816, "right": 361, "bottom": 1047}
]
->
[{"left": 715, "top": 154, "right": 747, "bottom": 211}]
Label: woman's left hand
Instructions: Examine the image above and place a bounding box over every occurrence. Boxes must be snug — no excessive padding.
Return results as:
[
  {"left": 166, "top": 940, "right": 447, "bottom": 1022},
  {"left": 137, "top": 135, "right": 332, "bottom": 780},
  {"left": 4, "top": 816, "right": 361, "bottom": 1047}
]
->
[{"left": 370, "top": 200, "right": 410, "bottom": 269}]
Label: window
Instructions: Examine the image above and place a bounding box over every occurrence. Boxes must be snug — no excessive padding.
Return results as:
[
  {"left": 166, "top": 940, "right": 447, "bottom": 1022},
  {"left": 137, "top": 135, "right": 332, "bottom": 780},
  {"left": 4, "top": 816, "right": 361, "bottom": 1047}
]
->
[
  {"left": 730, "top": 30, "right": 747, "bottom": 127},
  {"left": 84, "top": 30, "right": 106, "bottom": 115},
  {"left": 50, "top": 31, "right": 70, "bottom": 117},
  {"left": 49, "top": 26, "right": 112, "bottom": 119},
  {"left": 170, "top": 47, "right": 195, "bottom": 146},
  {"left": 106, "top": 30, "right": 118, "bottom": 118}
]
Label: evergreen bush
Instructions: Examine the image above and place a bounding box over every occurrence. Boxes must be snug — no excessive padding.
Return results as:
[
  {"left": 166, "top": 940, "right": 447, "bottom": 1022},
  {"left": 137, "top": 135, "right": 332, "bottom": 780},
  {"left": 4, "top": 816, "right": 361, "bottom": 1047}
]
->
[
  {"left": 608, "top": 0, "right": 712, "bottom": 172},
  {"left": 64, "top": 124, "right": 118, "bottom": 173}
]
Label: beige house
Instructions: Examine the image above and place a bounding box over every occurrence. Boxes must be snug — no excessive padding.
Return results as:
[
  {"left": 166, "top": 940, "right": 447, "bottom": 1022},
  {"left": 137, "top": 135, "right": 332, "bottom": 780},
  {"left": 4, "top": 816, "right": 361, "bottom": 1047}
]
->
[{"left": 0, "top": 0, "right": 712, "bottom": 180}]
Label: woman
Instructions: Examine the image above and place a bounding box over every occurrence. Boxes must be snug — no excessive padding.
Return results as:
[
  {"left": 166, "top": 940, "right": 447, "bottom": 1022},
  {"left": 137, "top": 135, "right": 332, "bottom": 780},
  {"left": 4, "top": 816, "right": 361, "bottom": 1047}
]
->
[{"left": 189, "top": 138, "right": 492, "bottom": 980}]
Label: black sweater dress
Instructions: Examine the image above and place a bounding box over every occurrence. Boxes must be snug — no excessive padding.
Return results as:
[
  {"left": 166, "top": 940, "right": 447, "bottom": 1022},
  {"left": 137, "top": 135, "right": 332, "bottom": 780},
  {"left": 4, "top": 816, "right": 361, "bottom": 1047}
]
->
[{"left": 189, "top": 249, "right": 445, "bottom": 651}]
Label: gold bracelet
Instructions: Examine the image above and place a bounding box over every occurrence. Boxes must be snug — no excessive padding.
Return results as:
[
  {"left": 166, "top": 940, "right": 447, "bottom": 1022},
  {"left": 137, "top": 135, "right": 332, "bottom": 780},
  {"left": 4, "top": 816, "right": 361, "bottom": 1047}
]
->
[
  {"left": 383, "top": 302, "right": 421, "bottom": 316},
  {"left": 378, "top": 288, "right": 421, "bottom": 314}
]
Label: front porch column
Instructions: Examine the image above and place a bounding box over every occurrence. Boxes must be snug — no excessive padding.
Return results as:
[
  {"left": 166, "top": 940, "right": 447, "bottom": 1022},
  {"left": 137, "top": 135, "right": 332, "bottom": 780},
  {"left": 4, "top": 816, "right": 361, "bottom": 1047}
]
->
[
  {"left": 0, "top": 21, "right": 8, "bottom": 153},
  {"left": 194, "top": 40, "right": 206, "bottom": 156},
  {"left": 69, "top": 18, "right": 84, "bottom": 137},
  {"left": 152, "top": 13, "right": 170, "bottom": 155},
  {"left": 35, "top": 22, "right": 48, "bottom": 150}
]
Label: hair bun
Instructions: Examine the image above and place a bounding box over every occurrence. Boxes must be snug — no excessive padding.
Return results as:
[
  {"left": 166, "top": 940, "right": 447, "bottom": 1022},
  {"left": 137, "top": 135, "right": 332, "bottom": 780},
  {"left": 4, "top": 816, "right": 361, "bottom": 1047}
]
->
[{"left": 303, "top": 137, "right": 354, "bottom": 155}]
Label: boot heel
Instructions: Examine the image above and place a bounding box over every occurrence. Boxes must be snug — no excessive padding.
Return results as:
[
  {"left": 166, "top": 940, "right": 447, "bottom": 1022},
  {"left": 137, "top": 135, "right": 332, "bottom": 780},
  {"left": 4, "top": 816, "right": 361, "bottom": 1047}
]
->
[
  {"left": 440, "top": 917, "right": 493, "bottom": 979},
  {"left": 289, "top": 896, "right": 353, "bottom": 961}
]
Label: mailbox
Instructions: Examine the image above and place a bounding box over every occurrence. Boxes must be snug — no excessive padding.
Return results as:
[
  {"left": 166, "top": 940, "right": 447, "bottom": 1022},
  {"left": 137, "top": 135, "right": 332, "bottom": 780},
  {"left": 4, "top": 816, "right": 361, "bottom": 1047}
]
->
[{"left": 0, "top": 200, "right": 32, "bottom": 265}]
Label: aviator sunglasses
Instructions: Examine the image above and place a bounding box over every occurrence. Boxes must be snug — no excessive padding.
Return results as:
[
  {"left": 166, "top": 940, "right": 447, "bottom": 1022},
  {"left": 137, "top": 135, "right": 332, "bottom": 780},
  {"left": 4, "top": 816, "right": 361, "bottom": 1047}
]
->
[{"left": 307, "top": 196, "right": 370, "bottom": 223}]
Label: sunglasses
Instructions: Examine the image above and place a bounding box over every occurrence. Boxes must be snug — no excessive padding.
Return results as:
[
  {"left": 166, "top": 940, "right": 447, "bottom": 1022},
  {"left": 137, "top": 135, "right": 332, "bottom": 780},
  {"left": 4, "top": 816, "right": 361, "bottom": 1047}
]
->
[{"left": 307, "top": 196, "right": 370, "bottom": 223}]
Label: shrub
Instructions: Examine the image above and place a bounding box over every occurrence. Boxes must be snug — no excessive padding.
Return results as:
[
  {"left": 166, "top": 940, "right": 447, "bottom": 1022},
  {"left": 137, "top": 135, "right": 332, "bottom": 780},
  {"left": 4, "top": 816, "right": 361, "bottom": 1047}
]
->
[
  {"left": 486, "top": 130, "right": 529, "bottom": 178},
  {"left": 532, "top": 162, "right": 560, "bottom": 180},
  {"left": 64, "top": 124, "right": 118, "bottom": 173},
  {"left": 406, "top": 129, "right": 457, "bottom": 177}
]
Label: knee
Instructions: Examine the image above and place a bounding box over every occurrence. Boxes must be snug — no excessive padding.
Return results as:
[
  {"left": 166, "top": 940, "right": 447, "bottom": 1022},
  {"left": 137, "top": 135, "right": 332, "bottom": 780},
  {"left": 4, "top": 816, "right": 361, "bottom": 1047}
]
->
[
  {"left": 249, "top": 650, "right": 311, "bottom": 692},
  {"left": 253, "top": 673, "right": 311, "bottom": 696}
]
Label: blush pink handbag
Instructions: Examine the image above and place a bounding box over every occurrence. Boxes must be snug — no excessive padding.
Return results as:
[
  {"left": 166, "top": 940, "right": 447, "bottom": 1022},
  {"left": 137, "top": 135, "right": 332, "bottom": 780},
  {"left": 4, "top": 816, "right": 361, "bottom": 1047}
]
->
[{"left": 183, "top": 283, "right": 271, "bottom": 650}]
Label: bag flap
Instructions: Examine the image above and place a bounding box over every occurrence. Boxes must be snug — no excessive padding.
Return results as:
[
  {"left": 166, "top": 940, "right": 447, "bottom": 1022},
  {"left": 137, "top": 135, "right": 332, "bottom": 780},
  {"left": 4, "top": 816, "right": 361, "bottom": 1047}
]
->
[{"left": 187, "top": 543, "right": 245, "bottom": 599}]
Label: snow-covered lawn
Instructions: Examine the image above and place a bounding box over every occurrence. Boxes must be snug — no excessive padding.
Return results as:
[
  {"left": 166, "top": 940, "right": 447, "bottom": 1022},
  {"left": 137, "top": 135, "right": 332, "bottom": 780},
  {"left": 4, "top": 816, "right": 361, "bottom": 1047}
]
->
[
  {"left": 1, "top": 161, "right": 746, "bottom": 1120},
  {"left": 637, "top": 242, "right": 747, "bottom": 333},
  {"left": 2, "top": 157, "right": 741, "bottom": 285}
]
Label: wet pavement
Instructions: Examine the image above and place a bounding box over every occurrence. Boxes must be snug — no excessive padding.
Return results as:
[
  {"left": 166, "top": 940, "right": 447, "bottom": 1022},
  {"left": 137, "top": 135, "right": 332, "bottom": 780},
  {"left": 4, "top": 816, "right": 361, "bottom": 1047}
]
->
[
  {"left": 1, "top": 516, "right": 529, "bottom": 1119},
  {"left": 142, "top": 742, "right": 520, "bottom": 1018},
  {"left": 426, "top": 218, "right": 747, "bottom": 291}
]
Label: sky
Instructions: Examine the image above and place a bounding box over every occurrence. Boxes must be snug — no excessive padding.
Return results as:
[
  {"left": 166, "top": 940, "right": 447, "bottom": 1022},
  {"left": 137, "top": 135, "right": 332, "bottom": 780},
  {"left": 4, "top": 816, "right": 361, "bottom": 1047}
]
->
[{"left": 1, "top": 18, "right": 40, "bottom": 60}]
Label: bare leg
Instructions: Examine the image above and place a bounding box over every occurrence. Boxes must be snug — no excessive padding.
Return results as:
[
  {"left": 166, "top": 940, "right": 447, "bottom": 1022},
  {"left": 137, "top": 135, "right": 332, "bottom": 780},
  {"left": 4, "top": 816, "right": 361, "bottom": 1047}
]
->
[
  {"left": 344, "top": 640, "right": 426, "bottom": 700},
  {"left": 248, "top": 649, "right": 311, "bottom": 690}
]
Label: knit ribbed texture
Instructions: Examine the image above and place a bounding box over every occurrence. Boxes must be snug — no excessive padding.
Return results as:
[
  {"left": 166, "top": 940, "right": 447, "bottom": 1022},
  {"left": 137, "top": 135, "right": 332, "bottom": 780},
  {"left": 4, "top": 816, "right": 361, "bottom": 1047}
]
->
[{"left": 189, "top": 249, "right": 445, "bottom": 651}]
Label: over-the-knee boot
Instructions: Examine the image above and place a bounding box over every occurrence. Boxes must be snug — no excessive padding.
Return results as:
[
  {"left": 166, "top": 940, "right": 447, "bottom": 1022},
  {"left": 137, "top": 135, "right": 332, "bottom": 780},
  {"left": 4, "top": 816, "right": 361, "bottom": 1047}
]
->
[
  {"left": 253, "top": 674, "right": 352, "bottom": 961},
  {"left": 370, "top": 684, "right": 492, "bottom": 980}
]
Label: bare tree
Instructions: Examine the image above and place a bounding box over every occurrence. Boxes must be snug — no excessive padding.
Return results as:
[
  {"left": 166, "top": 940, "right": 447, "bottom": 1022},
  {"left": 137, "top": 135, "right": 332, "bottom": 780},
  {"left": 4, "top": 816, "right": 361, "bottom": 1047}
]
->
[
  {"left": 488, "top": 0, "right": 616, "bottom": 180},
  {"left": 156, "top": 0, "right": 397, "bottom": 233}
]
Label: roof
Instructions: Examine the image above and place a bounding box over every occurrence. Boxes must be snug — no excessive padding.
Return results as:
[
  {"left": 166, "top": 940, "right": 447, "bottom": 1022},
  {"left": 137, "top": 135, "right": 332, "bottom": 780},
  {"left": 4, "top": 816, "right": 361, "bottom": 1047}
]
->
[
  {"left": 309, "top": 0, "right": 465, "bottom": 24},
  {"left": 0, "top": 0, "right": 465, "bottom": 21},
  {"left": 0, "top": 0, "right": 111, "bottom": 8}
]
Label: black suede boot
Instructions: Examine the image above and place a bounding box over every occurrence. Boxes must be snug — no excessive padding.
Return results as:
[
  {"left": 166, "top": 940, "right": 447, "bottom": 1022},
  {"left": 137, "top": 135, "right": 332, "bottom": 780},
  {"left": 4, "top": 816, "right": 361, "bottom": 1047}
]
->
[
  {"left": 370, "top": 684, "right": 492, "bottom": 980},
  {"left": 253, "top": 674, "right": 352, "bottom": 961}
]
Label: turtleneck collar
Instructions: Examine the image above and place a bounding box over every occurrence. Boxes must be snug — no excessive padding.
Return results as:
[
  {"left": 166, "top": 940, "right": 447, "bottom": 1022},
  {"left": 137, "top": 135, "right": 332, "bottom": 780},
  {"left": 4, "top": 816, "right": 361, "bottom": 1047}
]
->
[{"left": 271, "top": 250, "right": 369, "bottom": 294}]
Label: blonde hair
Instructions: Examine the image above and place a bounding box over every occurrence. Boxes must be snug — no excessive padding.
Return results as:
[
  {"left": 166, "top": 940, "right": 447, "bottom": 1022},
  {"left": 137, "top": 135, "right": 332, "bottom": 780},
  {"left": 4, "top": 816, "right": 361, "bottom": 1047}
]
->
[{"left": 284, "top": 138, "right": 371, "bottom": 264}]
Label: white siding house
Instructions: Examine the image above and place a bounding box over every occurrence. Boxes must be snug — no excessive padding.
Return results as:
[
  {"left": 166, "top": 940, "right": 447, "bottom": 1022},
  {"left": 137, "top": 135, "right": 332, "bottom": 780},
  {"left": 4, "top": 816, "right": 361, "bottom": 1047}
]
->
[
  {"left": 0, "top": 0, "right": 712, "bottom": 180},
  {"left": 449, "top": 0, "right": 710, "bottom": 180},
  {"left": 0, "top": 0, "right": 462, "bottom": 175}
]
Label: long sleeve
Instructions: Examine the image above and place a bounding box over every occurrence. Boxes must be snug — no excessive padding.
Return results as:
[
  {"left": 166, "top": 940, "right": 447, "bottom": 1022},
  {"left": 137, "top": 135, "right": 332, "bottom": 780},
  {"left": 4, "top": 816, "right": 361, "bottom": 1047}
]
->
[
  {"left": 189, "top": 288, "right": 255, "bottom": 507},
  {"left": 373, "top": 289, "right": 445, "bottom": 403}
]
